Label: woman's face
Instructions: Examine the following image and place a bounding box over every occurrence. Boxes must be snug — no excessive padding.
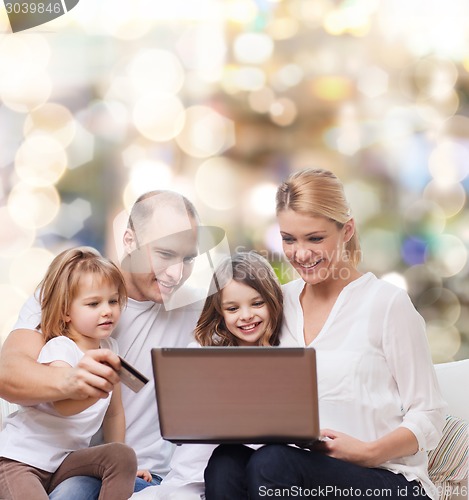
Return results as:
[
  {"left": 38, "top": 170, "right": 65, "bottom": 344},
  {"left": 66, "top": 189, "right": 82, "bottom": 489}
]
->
[{"left": 277, "top": 210, "right": 355, "bottom": 285}]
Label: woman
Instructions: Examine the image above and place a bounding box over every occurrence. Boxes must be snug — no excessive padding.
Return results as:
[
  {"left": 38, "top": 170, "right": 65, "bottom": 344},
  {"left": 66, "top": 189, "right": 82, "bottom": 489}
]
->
[{"left": 204, "top": 168, "right": 446, "bottom": 500}]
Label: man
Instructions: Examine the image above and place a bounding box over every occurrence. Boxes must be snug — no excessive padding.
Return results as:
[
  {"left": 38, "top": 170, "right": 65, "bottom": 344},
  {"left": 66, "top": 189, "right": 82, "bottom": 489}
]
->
[{"left": 0, "top": 190, "right": 220, "bottom": 498}]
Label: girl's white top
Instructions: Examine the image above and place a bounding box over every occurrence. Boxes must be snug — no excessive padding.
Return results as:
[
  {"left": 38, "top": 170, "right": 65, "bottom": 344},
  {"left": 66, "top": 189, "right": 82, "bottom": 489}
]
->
[{"left": 0, "top": 336, "right": 116, "bottom": 472}]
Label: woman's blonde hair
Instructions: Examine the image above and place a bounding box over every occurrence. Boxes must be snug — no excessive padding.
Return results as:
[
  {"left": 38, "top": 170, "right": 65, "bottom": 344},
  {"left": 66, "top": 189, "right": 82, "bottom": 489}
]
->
[
  {"left": 37, "top": 246, "right": 127, "bottom": 342},
  {"left": 195, "top": 252, "right": 283, "bottom": 347},
  {"left": 276, "top": 168, "right": 361, "bottom": 267}
]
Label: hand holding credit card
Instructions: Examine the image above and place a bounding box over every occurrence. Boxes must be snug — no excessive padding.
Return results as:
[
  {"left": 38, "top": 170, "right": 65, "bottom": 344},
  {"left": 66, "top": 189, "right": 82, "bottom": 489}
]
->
[{"left": 118, "top": 356, "right": 149, "bottom": 393}]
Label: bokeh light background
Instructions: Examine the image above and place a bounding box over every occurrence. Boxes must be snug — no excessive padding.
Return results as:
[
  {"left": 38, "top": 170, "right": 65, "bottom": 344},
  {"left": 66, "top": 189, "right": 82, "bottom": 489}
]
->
[{"left": 1, "top": 0, "right": 469, "bottom": 363}]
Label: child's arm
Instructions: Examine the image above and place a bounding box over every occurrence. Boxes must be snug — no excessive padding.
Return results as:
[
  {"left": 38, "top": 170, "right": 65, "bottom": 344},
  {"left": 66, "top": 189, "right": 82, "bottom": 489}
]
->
[
  {"left": 49, "top": 360, "right": 102, "bottom": 416},
  {"left": 102, "top": 381, "right": 125, "bottom": 443},
  {"left": 103, "top": 382, "right": 152, "bottom": 483},
  {"left": 137, "top": 470, "right": 152, "bottom": 483}
]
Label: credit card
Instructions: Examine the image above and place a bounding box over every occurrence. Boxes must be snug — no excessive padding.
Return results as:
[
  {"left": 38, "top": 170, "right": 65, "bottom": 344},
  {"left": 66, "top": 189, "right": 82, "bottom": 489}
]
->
[{"left": 118, "top": 356, "right": 149, "bottom": 393}]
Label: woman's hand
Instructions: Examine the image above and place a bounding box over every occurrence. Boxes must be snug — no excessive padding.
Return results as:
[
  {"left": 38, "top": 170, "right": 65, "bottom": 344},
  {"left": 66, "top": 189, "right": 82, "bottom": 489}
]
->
[
  {"left": 137, "top": 469, "right": 153, "bottom": 483},
  {"left": 310, "top": 426, "right": 419, "bottom": 468},
  {"left": 311, "top": 429, "right": 378, "bottom": 467},
  {"left": 303, "top": 426, "right": 419, "bottom": 468}
]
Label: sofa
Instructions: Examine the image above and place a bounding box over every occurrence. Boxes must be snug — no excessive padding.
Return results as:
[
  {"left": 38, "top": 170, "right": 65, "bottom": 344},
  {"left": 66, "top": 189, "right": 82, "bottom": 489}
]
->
[
  {"left": 1, "top": 360, "right": 468, "bottom": 500},
  {"left": 429, "top": 360, "right": 469, "bottom": 500}
]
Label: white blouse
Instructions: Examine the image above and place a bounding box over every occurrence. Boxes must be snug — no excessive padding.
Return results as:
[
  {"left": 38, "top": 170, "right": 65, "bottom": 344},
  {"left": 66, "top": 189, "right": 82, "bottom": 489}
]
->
[{"left": 280, "top": 272, "right": 447, "bottom": 500}]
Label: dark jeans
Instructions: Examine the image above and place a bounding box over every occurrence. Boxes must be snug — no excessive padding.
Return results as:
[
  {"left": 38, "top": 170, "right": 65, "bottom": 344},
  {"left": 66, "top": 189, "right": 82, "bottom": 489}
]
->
[{"left": 204, "top": 444, "right": 430, "bottom": 500}]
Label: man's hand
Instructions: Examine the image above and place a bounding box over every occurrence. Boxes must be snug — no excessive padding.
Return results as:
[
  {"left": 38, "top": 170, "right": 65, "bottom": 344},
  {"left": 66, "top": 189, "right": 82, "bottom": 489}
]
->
[
  {"left": 59, "top": 348, "right": 121, "bottom": 401},
  {"left": 0, "top": 329, "right": 123, "bottom": 405},
  {"left": 51, "top": 350, "right": 123, "bottom": 416}
]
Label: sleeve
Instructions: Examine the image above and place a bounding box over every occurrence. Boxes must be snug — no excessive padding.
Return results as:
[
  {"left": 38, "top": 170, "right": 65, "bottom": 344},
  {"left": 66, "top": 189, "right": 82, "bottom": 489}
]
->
[
  {"left": 11, "top": 292, "right": 42, "bottom": 332},
  {"left": 37, "top": 337, "right": 83, "bottom": 368},
  {"left": 383, "top": 289, "right": 447, "bottom": 451}
]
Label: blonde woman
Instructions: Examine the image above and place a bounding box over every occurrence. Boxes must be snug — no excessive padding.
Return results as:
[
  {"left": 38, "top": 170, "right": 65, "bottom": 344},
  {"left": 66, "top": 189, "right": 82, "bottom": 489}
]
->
[{"left": 205, "top": 169, "right": 446, "bottom": 500}]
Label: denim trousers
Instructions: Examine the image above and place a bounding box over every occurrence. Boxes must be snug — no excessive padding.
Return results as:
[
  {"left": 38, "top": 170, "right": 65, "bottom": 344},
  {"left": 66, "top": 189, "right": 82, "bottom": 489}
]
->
[
  {"left": 204, "top": 444, "right": 431, "bottom": 500},
  {"left": 48, "top": 470, "right": 162, "bottom": 499}
]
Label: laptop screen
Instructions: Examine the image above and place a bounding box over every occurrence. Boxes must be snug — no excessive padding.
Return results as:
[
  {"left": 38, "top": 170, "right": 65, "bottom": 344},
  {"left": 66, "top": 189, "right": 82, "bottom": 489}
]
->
[{"left": 151, "top": 347, "right": 319, "bottom": 445}]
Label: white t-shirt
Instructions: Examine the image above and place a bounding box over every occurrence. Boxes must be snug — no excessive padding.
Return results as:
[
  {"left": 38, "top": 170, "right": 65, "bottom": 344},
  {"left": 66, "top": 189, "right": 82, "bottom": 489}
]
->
[
  {"left": 11, "top": 291, "right": 204, "bottom": 476},
  {"left": 150, "top": 341, "right": 215, "bottom": 497},
  {"left": 0, "top": 336, "right": 116, "bottom": 473},
  {"left": 144, "top": 341, "right": 262, "bottom": 499},
  {"left": 280, "top": 273, "right": 447, "bottom": 500}
]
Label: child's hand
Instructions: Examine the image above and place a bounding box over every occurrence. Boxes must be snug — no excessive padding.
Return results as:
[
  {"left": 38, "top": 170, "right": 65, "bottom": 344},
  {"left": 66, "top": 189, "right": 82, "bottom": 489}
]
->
[{"left": 137, "top": 469, "right": 152, "bottom": 483}]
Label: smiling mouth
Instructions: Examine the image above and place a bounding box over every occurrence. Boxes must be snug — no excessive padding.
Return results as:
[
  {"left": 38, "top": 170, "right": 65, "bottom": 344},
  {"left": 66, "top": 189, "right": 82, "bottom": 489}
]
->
[
  {"left": 238, "top": 322, "right": 261, "bottom": 332},
  {"left": 295, "top": 258, "right": 323, "bottom": 269},
  {"left": 156, "top": 279, "right": 178, "bottom": 293}
]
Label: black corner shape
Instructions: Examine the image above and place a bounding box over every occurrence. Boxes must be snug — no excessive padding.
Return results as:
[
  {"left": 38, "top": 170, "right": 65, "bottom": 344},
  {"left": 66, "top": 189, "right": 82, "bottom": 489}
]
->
[{"left": 4, "top": 0, "right": 80, "bottom": 33}]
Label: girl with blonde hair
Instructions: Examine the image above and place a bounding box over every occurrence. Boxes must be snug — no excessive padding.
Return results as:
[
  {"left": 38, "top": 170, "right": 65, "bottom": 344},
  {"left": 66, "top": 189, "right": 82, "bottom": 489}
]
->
[{"left": 0, "top": 247, "right": 149, "bottom": 499}]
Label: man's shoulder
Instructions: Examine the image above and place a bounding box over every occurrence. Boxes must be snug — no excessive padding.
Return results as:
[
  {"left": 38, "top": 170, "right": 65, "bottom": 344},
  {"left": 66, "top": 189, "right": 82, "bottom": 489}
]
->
[
  {"left": 163, "top": 287, "right": 208, "bottom": 314},
  {"left": 160, "top": 298, "right": 205, "bottom": 324},
  {"left": 122, "top": 294, "right": 204, "bottom": 319},
  {"left": 12, "top": 292, "right": 42, "bottom": 332},
  {"left": 114, "top": 296, "right": 202, "bottom": 343}
]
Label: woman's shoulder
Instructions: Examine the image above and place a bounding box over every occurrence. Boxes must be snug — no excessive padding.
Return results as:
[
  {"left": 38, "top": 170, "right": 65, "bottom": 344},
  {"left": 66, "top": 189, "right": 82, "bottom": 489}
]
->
[
  {"left": 281, "top": 278, "right": 305, "bottom": 294},
  {"left": 358, "top": 272, "right": 413, "bottom": 306}
]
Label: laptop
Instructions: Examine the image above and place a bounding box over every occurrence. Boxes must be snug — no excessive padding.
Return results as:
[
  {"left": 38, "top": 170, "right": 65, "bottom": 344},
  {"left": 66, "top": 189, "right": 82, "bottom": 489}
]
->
[{"left": 151, "top": 347, "right": 319, "bottom": 445}]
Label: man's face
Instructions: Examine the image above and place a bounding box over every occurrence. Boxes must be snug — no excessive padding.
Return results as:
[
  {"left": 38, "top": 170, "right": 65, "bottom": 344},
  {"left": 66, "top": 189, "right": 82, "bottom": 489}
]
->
[{"left": 124, "top": 206, "right": 198, "bottom": 304}]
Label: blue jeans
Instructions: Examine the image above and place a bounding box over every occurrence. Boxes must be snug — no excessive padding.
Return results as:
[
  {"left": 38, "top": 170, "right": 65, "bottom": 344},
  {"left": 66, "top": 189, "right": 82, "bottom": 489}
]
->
[
  {"left": 134, "top": 474, "right": 162, "bottom": 492},
  {"left": 49, "top": 476, "right": 101, "bottom": 500},
  {"left": 49, "top": 474, "right": 162, "bottom": 499},
  {"left": 204, "top": 444, "right": 430, "bottom": 500}
]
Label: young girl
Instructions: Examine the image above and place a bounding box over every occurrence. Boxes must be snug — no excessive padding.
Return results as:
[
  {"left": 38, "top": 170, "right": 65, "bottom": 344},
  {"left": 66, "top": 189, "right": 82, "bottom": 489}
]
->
[
  {"left": 195, "top": 251, "right": 283, "bottom": 347},
  {"left": 0, "top": 246, "right": 148, "bottom": 500},
  {"left": 147, "top": 251, "right": 284, "bottom": 499}
]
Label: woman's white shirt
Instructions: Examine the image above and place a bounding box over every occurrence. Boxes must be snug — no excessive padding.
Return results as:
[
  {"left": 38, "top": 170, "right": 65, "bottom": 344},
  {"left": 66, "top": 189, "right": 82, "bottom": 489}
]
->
[{"left": 280, "top": 272, "right": 446, "bottom": 500}]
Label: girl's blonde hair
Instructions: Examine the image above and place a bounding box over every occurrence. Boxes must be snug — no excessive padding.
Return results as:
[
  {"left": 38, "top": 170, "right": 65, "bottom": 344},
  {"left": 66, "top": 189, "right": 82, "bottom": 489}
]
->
[
  {"left": 276, "top": 168, "right": 361, "bottom": 267},
  {"left": 195, "top": 252, "right": 283, "bottom": 347},
  {"left": 37, "top": 246, "right": 127, "bottom": 342}
]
